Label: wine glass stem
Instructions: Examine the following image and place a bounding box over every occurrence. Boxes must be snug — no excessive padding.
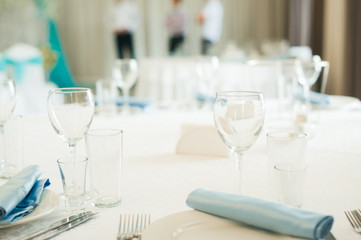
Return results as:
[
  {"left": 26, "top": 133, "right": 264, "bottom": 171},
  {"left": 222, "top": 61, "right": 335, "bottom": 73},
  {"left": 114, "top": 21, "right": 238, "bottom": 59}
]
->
[
  {"left": 0, "top": 125, "right": 5, "bottom": 165},
  {"left": 69, "top": 144, "right": 76, "bottom": 158},
  {"left": 122, "top": 88, "right": 131, "bottom": 114},
  {"left": 234, "top": 151, "right": 243, "bottom": 194},
  {"left": 303, "top": 84, "right": 311, "bottom": 111}
]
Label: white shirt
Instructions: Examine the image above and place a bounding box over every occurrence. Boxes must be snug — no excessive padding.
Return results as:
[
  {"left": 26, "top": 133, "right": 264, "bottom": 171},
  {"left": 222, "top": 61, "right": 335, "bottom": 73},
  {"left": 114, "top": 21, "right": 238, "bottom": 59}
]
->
[
  {"left": 112, "top": 0, "right": 140, "bottom": 33},
  {"left": 202, "top": 0, "right": 223, "bottom": 43},
  {"left": 166, "top": 4, "right": 188, "bottom": 36}
]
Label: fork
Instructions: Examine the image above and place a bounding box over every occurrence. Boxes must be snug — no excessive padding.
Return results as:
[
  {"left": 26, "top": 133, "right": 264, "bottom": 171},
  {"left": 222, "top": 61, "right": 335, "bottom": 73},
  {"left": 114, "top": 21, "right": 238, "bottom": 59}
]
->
[
  {"left": 117, "top": 214, "right": 136, "bottom": 240},
  {"left": 133, "top": 214, "right": 151, "bottom": 240},
  {"left": 345, "top": 209, "right": 361, "bottom": 234}
]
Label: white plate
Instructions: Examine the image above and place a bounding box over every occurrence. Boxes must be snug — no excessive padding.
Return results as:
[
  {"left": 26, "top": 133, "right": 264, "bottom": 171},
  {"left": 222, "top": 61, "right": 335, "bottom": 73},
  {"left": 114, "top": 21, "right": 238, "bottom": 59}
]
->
[
  {"left": 0, "top": 190, "right": 59, "bottom": 228},
  {"left": 143, "top": 210, "right": 303, "bottom": 240}
]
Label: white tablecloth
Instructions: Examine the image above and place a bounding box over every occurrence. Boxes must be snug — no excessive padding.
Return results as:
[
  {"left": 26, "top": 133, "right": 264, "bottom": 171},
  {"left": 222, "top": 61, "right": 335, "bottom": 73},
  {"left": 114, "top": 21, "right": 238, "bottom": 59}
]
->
[{"left": 1, "top": 104, "right": 361, "bottom": 239}]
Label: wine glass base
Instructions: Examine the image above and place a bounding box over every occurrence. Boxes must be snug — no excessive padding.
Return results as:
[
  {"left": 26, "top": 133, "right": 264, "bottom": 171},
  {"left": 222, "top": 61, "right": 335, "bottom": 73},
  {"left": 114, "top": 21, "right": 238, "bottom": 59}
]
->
[{"left": 0, "top": 163, "right": 18, "bottom": 179}]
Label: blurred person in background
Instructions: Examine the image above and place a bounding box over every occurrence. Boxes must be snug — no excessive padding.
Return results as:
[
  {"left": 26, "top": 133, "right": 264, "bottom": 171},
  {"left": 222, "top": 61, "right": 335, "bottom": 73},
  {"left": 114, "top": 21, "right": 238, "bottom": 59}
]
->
[
  {"left": 111, "top": 0, "right": 140, "bottom": 59},
  {"left": 166, "top": 0, "right": 188, "bottom": 55},
  {"left": 197, "top": 0, "right": 223, "bottom": 55}
]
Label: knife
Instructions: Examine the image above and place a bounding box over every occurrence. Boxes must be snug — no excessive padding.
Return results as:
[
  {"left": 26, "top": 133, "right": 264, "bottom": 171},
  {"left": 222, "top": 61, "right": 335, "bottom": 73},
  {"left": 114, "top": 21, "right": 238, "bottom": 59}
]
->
[
  {"left": 16, "top": 211, "right": 94, "bottom": 240},
  {"left": 32, "top": 211, "right": 98, "bottom": 240}
]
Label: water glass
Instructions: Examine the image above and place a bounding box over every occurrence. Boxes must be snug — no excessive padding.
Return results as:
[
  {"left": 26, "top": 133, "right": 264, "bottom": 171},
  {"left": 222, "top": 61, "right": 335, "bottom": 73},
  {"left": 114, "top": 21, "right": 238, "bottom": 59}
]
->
[
  {"left": 267, "top": 131, "right": 307, "bottom": 205},
  {"left": 85, "top": 129, "right": 123, "bottom": 208},
  {"left": 57, "top": 156, "right": 88, "bottom": 211},
  {"left": 96, "top": 78, "right": 118, "bottom": 115},
  {"left": 274, "top": 163, "right": 307, "bottom": 208}
]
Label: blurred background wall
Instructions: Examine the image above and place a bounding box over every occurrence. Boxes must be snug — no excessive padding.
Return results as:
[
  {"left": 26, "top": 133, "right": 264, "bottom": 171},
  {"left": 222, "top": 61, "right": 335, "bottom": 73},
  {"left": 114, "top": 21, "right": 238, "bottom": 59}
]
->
[{"left": 0, "top": 0, "right": 360, "bottom": 98}]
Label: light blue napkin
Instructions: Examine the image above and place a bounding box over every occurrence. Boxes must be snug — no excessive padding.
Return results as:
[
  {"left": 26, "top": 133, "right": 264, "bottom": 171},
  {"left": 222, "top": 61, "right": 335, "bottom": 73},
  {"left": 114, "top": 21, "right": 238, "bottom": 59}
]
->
[
  {"left": 186, "top": 188, "right": 334, "bottom": 239},
  {"left": 116, "top": 97, "right": 152, "bottom": 109},
  {"left": 309, "top": 91, "right": 330, "bottom": 106},
  {"left": 0, "top": 165, "right": 50, "bottom": 224}
]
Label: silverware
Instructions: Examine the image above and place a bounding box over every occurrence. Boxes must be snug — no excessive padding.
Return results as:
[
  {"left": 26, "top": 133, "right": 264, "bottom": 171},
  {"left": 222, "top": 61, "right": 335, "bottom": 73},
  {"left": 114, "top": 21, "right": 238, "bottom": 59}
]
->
[
  {"left": 133, "top": 214, "right": 150, "bottom": 240},
  {"left": 16, "top": 211, "right": 93, "bottom": 240},
  {"left": 345, "top": 209, "right": 361, "bottom": 234},
  {"left": 117, "top": 214, "right": 135, "bottom": 240},
  {"left": 32, "top": 211, "right": 98, "bottom": 240}
]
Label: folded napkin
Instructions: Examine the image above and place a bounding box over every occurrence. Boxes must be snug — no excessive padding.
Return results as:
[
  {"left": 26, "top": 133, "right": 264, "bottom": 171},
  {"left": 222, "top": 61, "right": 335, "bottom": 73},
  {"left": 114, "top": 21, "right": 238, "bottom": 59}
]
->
[
  {"left": 309, "top": 91, "right": 330, "bottom": 106},
  {"left": 175, "top": 123, "right": 228, "bottom": 157},
  {"left": 116, "top": 97, "right": 152, "bottom": 109},
  {"left": 0, "top": 165, "right": 50, "bottom": 224},
  {"left": 186, "top": 188, "right": 333, "bottom": 239},
  {"left": 296, "top": 89, "right": 330, "bottom": 106}
]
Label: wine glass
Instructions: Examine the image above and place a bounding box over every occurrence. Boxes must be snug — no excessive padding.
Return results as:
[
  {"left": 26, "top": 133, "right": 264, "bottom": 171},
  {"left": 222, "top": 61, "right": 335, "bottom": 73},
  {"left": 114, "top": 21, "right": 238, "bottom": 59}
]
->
[
  {"left": 213, "top": 91, "right": 265, "bottom": 193},
  {"left": 295, "top": 56, "right": 322, "bottom": 108},
  {"left": 113, "top": 59, "right": 139, "bottom": 113},
  {"left": 0, "top": 78, "right": 17, "bottom": 179},
  {"left": 47, "top": 88, "right": 95, "bottom": 157},
  {"left": 294, "top": 56, "right": 322, "bottom": 132},
  {"left": 194, "top": 56, "right": 219, "bottom": 109}
]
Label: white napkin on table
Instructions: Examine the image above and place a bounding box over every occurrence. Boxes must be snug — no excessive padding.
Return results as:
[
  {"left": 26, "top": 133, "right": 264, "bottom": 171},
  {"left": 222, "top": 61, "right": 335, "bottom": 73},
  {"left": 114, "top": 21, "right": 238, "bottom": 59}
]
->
[{"left": 176, "top": 123, "right": 228, "bottom": 157}]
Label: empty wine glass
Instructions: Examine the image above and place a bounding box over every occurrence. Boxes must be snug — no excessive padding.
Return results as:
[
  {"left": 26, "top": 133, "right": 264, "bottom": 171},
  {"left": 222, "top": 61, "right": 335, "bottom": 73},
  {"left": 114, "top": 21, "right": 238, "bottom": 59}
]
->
[
  {"left": 48, "top": 88, "right": 95, "bottom": 157},
  {"left": 294, "top": 56, "right": 322, "bottom": 133},
  {"left": 213, "top": 91, "right": 265, "bottom": 193},
  {"left": 113, "top": 59, "right": 138, "bottom": 113},
  {"left": 0, "top": 78, "right": 16, "bottom": 179},
  {"left": 194, "top": 56, "right": 219, "bottom": 109},
  {"left": 295, "top": 56, "right": 322, "bottom": 107}
]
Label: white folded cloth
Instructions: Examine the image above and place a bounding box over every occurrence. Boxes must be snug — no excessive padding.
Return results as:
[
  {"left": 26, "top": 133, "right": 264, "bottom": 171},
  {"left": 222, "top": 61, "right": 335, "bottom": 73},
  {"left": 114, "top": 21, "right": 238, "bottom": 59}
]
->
[{"left": 176, "top": 123, "right": 228, "bottom": 157}]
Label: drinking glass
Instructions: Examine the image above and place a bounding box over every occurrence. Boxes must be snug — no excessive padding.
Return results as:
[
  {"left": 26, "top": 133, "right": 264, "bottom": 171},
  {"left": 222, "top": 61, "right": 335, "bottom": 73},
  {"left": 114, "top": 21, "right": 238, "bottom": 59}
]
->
[
  {"left": 47, "top": 88, "right": 95, "bottom": 157},
  {"left": 213, "top": 91, "right": 265, "bottom": 193},
  {"left": 113, "top": 59, "right": 138, "bottom": 113},
  {"left": 0, "top": 78, "right": 17, "bottom": 179},
  {"left": 57, "top": 156, "right": 88, "bottom": 212}
]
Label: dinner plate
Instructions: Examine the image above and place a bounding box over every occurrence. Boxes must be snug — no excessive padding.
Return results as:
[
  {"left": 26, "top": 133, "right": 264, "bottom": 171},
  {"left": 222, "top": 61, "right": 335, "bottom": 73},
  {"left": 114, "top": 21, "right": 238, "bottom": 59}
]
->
[
  {"left": 0, "top": 189, "right": 59, "bottom": 228},
  {"left": 142, "top": 210, "right": 303, "bottom": 240}
]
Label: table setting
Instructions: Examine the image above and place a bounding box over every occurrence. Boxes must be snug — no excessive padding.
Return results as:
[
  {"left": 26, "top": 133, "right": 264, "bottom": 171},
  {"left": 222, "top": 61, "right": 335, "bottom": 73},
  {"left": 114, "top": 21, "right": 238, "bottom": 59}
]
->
[{"left": 1, "top": 55, "right": 361, "bottom": 240}]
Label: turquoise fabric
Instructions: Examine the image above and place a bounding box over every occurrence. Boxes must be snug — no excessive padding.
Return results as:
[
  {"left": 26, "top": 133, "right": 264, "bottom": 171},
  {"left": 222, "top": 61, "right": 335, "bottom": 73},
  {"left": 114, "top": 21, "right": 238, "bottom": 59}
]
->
[
  {"left": 0, "top": 165, "right": 50, "bottom": 224},
  {"left": 186, "top": 188, "right": 333, "bottom": 239},
  {"left": 48, "top": 19, "right": 75, "bottom": 88},
  {"left": 0, "top": 56, "right": 4, "bottom": 72},
  {"left": 3, "top": 56, "right": 43, "bottom": 83}
]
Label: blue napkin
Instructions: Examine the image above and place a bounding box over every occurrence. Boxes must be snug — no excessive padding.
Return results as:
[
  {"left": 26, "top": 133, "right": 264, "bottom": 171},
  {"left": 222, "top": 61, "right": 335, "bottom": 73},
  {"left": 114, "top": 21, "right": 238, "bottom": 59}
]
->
[
  {"left": 0, "top": 165, "right": 50, "bottom": 224},
  {"left": 116, "top": 97, "right": 152, "bottom": 109},
  {"left": 186, "top": 188, "right": 333, "bottom": 239}
]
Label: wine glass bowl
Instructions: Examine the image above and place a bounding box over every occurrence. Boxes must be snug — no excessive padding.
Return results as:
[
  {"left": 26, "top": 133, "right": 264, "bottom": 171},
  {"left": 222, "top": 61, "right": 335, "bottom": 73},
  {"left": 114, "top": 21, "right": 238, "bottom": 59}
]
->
[
  {"left": 0, "top": 78, "right": 17, "bottom": 179},
  {"left": 296, "top": 55, "right": 322, "bottom": 88},
  {"left": 213, "top": 91, "right": 265, "bottom": 193},
  {"left": 47, "top": 88, "right": 95, "bottom": 156}
]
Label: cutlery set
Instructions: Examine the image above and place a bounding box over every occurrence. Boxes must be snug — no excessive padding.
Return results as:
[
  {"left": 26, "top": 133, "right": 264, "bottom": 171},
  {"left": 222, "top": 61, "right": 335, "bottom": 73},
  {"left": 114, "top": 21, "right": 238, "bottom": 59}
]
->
[{"left": 15, "top": 211, "right": 98, "bottom": 240}]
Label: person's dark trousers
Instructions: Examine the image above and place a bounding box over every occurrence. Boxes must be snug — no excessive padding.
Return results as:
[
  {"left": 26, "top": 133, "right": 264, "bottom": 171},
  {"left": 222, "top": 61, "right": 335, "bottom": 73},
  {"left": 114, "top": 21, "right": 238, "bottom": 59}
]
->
[
  {"left": 115, "top": 32, "right": 135, "bottom": 59},
  {"left": 201, "top": 38, "right": 213, "bottom": 55},
  {"left": 169, "top": 34, "right": 185, "bottom": 55}
]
